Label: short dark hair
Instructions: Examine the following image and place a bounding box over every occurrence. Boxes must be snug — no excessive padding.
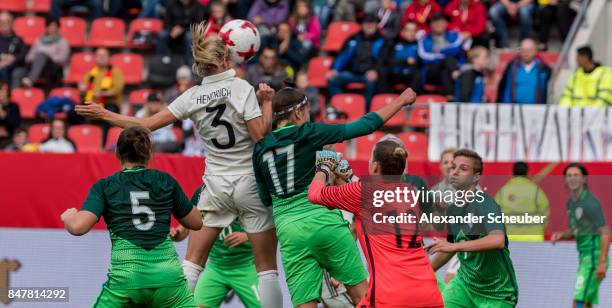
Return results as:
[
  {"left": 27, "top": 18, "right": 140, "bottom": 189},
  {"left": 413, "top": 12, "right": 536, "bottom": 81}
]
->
[
  {"left": 0, "top": 79, "right": 9, "bottom": 97},
  {"left": 577, "top": 45, "right": 593, "bottom": 62},
  {"left": 563, "top": 162, "right": 588, "bottom": 177},
  {"left": 453, "top": 149, "right": 483, "bottom": 174},
  {"left": 372, "top": 140, "right": 407, "bottom": 175},
  {"left": 429, "top": 12, "right": 449, "bottom": 24},
  {"left": 116, "top": 126, "right": 152, "bottom": 165},
  {"left": 45, "top": 16, "right": 59, "bottom": 27},
  {"left": 513, "top": 161, "right": 528, "bottom": 176}
]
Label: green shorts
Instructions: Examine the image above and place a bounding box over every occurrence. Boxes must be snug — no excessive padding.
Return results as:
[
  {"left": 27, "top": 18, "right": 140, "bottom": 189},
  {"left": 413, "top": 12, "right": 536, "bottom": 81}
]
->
[
  {"left": 276, "top": 207, "right": 368, "bottom": 306},
  {"left": 194, "top": 263, "right": 261, "bottom": 308},
  {"left": 92, "top": 280, "right": 196, "bottom": 308},
  {"left": 573, "top": 251, "right": 608, "bottom": 305},
  {"left": 443, "top": 277, "right": 515, "bottom": 308}
]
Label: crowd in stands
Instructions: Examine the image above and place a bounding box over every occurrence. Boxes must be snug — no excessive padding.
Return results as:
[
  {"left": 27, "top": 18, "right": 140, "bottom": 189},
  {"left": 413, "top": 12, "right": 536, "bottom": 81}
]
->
[{"left": 0, "top": 0, "right": 611, "bottom": 156}]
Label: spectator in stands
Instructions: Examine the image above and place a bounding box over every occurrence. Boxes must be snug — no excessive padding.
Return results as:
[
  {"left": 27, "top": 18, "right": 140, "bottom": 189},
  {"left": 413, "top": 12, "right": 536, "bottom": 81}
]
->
[
  {"left": 288, "top": 0, "right": 321, "bottom": 53},
  {"left": 376, "top": 0, "right": 401, "bottom": 40},
  {"left": 263, "top": 22, "right": 307, "bottom": 74},
  {"left": 498, "top": 38, "right": 551, "bottom": 104},
  {"left": 206, "top": 0, "right": 232, "bottom": 36},
  {"left": 157, "top": 0, "right": 206, "bottom": 66},
  {"left": 0, "top": 81, "right": 20, "bottom": 147},
  {"left": 313, "top": 0, "right": 356, "bottom": 28},
  {"left": 164, "top": 65, "right": 194, "bottom": 103},
  {"left": 136, "top": 93, "right": 179, "bottom": 153},
  {"left": 51, "top": 0, "right": 102, "bottom": 20},
  {"left": 327, "top": 14, "right": 384, "bottom": 111},
  {"left": 247, "top": 47, "right": 289, "bottom": 90},
  {"left": 537, "top": 0, "right": 575, "bottom": 51},
  {"left": 560, "top": 46, "right": 612, "bottom": 107},
  {"left": 248, "top": 0, "right": 289, "bottom": 38},
  {"left": 418, "top": 13, "right": 464, "bottom": 100},
  {"left": 140, "top": 0, "right": 163, "bottom": 18},
  {"left": 401, "top": 0, "right": 442, "bottom": 32},
  {"left": 39, "top": 119, "right": 76, "bottom": 153},
  {"left": 445, "top": 0, "right": 489, "bottom": 48},
  {"left": 295, "top": 70, "right": 321, "bottom": 120},
  {"left": 489, "top": 0, "right": 536, "bottom": 48},
  {"left": 79, "top": 48, "right": 125, "bottom": 113},
  {"left": 0, "top": 12, "right": 26, "bottom": 87},
  {"left": 3, "top": 127, "right": 29, "bottom": 151},
  {"left": 17, "top": 17, "right": 70, "bottom": 89},
  {"left": 455, "top": 46, "right": 489, "bottom": 103},
  {"left": 380, "top": 21, "right": 420, "bottom": 93}
]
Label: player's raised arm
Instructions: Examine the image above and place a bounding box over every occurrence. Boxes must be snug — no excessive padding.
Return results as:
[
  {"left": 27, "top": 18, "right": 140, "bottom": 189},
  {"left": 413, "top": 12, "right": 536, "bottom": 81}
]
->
[
  {"left": 374, "top": 87, "right": 417, "bottom": 123},
  {"left": 75, "top": 101, "right": 178, "bottom": 131}
]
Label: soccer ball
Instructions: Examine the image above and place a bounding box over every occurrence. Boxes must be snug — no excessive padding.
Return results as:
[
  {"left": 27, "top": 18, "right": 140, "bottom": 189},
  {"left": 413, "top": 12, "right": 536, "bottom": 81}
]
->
[{"left": 218, "top": 19, "right": 261, "bottom": 63}]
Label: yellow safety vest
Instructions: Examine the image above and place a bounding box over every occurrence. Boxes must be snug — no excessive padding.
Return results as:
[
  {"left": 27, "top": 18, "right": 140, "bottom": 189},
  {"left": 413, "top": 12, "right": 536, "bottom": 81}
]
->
[{"left": 560, "top": 65, "right": 612, "bottom": 107}]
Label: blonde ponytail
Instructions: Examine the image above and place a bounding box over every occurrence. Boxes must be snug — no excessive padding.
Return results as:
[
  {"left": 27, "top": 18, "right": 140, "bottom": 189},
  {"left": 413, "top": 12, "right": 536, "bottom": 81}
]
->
[{"left": 190, "top": 22, "right": 229, "bottom": 77}]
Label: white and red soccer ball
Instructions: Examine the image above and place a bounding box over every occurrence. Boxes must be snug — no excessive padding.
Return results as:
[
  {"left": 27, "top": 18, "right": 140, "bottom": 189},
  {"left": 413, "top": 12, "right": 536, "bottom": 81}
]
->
[{"left": 218, "top": 19, "right": 261, "bottom": 63}]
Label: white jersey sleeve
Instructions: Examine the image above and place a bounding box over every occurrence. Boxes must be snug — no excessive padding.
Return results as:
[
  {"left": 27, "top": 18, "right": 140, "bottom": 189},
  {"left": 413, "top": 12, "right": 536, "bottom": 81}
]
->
[
  {"left": 242, "top": 85, "right": 262, "bottom": 121},
  {"left": 167, "top": 87, "right": 198, "bottom": 120}
]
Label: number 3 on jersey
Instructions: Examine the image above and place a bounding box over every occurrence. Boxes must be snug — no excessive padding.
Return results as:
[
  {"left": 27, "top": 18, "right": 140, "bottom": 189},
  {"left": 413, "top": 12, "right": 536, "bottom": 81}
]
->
[
  {"left": 263, "top": 144, "right": 295, "bottom": 195},
  {"left": 206, "top": 104, "right": 236, "bottom": 149},
  {"left": 130, "top": 191, "right": 155, "bottom": 231}
]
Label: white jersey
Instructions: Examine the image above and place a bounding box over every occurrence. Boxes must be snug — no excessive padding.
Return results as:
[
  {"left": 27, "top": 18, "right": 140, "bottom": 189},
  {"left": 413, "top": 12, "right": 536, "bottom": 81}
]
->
[{"left": 168, "top": 69, "right": 261, "bottom": 175}]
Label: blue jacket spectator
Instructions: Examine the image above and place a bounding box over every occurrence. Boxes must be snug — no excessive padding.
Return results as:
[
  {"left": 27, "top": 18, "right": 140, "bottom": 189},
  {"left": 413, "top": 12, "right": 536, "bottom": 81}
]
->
[
  {"left": 497, "top": 39, "right": 551, "bottom": 104},
  {"left": 417, "top": 13, "right": 464, "bottom": 99},
  {"left": 327, "top": 14, "right": 385, "bottom": 111},
  {"left": 455, "top": 46, "right": 489, "bottom": 103},
  {"left": 380, "top": 22, "right": 421, "bottom": 93}
]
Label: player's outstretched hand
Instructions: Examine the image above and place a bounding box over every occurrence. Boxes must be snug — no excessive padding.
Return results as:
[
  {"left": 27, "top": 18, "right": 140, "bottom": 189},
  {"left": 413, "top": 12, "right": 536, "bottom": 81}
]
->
[
  {"left": 170, "top": 225, "right": 189, "bottom": 242},
  {"left": 75, "top": 101, "right": 107, "bottom": 120},
  {"left": 60, "top": 208, "right": 78, "bottom": 223},
  {"left": 224, "top": 232, "right": 248, "bottom": 248},
  {"left": 424, "top": 238, "right": 456, "bottom": 254},
  {"left": 315, "top": 150, "right": 341, "bottom": 173},
  {"left": 335, "top": 160, "right": 356, "bottom": 183},
  {"left": 256, "top": 83, "right": 275, "bottom": 104},
  {"left": 397, "top": 87, "right": 417, "bottom": 106}
]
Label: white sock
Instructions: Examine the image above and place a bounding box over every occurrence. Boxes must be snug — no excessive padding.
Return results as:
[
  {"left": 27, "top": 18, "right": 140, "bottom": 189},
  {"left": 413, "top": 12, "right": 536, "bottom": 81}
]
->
[
  {"left": 258, "top": 270, "right": 283, "bottom": 308},
  {"left": 182, "top": 260, "right": 203, "bottom": 292}
]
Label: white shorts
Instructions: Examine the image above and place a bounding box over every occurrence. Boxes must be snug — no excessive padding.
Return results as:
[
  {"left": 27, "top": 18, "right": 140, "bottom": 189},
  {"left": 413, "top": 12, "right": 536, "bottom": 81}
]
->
[
  {"left": 446, "top": 254, "right": 461, "bottom": 275},
  {"left": 198, "top": 174, "right": 274, "bottom": 233}
]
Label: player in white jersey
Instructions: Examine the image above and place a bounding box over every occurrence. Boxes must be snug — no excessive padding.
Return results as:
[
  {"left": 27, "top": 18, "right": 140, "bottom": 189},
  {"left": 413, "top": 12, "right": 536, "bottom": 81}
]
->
[{"left": 75, "top": 22, "right": 283, "bottom": 308}]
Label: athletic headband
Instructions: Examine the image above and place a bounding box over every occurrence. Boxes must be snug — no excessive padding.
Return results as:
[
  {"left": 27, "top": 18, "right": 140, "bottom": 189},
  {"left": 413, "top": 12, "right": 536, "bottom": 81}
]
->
[{"left": 274, "top": 96, "right": 308, "bottom": 117}]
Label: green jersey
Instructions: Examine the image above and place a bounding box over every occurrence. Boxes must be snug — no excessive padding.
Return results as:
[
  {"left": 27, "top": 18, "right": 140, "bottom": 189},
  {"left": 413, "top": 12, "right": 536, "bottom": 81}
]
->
[
  {"left": 191, "top": 186, "right": 253, "bottom": 269},
  {"left": 252, "top": 113, "right": 383, "bottom": 220},
  {"left": 567, "top": 189, "right": 607, "bottom": 253},
  {"left": 446, "top": 192, "right": 518, "bottom": 304},
  {"left": 82, "top": 167, "right": 193, "bottom": 289}
]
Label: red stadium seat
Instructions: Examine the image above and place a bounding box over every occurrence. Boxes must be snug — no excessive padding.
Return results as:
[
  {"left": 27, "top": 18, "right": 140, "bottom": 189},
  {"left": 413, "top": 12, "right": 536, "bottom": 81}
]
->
[
  {"left": 127, "top": 18, "right": 163, "bottom": 49},
  {"left": 330, "top": 94, "right": 366, "bottom": 122},
  {"left": 539, "top": 51, "right": 559, "bottom": 68},
  {"left": 355, "top": 132, "right": 386, "bottom": 160},
  {"left": 68, "top": 124, "right": 103, "bottom": 153},
  {"left": 105, "top": 126, "right": 122, "bottom": 150},
  {"left": 128, "top": 89, "right": 156, "bottom": 106},
  {"left": 415, "top": 95, "right": 447, "bottom": 104},
  {"left": 317, "top": 95, "right": 326, "bottom": 121},
  {"left": 65, "top": 52, "right": 95, "bottom": 83},
  {"left": 0, "top": 0, "right": 27, "bottom": 12},
  {"left": 13, "top": 16, "right": 45, "bottom": 45},
  {"left": 331, "top": 142, "right": 348, "bottom": 158},
  {"left": 408, "top": 102, "right": 430, "bottom": 128},
  {"left": 30, "top": 0, "right": 51, "bottom": 13},
  {"left": 28, "top": 123, "right": 50, "bottom": 143},
  {"left": 11, "top": 87, "right": 44, "bottom": 119},
  {"left": 111, "top": 53, "right": 144, "bottom": 84},
  {"left": 59, "top": 17, "right": 87, "bottom": 48},
  {"left": 49, "top": 87, "right": 80, "bottom": 104},
  {"left": 89, "top": 18, "right": 126, "bottom": 48},
  {"left": 498, "top": 50, "right": 518, "bottom": 69},
  {"left": 398, "top": 132, "right": 428, "bottom": 161},
  {"left": 307, "top": 57, "right": 333, "bottom": 88},
  {"left": 322, "top": 22, "right": 360, "bottom": 52},
  {"left": 371, "top": 94, "right": 406, "bottom": 126}
]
